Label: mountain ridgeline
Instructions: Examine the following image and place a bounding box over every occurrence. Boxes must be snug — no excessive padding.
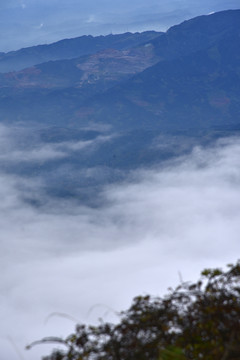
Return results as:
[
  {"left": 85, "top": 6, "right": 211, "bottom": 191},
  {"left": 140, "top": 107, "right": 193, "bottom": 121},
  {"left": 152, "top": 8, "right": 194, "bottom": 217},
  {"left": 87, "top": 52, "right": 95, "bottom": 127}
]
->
[
  {"left": 0, "top": 9, "right": 240, "bottom": 202},
  {"left": 0, "top": 10, "right": 240, "bottom": 130},
  {"left": 0, "top": 31, "right": 161, "bottom": 73}
]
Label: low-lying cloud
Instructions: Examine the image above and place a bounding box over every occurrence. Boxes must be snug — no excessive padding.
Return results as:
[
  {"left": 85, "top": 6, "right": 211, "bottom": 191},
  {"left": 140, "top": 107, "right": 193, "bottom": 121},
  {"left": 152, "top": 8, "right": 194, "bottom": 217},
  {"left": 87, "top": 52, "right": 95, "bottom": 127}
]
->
[
  {"left": 1, "top": 132, "right": 240, "bottom": 360},
  {"left": 0, "top": 124, "right": 112, "bottom": 164}
]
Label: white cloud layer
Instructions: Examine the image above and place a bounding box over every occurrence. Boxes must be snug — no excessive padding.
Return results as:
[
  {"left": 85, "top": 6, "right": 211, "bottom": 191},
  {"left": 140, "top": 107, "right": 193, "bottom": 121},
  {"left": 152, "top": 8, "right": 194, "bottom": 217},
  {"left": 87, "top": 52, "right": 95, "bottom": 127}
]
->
[
  {"left": 0, "top": 133, "right": 240, "bottom": 360},
  {"left": 0, "top": 124, "right": 112, "bottom": 163}
]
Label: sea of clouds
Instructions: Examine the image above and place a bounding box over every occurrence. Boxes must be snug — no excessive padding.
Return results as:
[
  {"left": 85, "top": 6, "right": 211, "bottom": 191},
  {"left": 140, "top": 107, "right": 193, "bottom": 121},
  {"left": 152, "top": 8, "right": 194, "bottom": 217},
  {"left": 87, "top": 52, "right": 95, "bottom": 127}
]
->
[{"left": 0, "top": 125, "right": 240, "bottom": 360}]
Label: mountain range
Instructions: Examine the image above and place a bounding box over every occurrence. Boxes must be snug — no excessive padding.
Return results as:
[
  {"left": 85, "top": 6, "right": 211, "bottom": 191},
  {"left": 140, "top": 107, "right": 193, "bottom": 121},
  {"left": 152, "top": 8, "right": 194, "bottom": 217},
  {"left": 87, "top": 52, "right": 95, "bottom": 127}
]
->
[{"left": 0, "top": 9, "right": 240, "bottom": 203}]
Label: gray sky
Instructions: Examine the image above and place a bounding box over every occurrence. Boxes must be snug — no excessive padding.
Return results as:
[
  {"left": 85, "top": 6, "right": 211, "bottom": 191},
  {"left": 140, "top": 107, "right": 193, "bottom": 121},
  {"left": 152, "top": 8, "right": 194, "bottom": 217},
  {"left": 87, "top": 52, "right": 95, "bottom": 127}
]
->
[
  {"left": 0, "top": 0, "right": 240, "bottom": 52},
  {"left": 0, "top": 123, "right": 240, "bottom": 360}
]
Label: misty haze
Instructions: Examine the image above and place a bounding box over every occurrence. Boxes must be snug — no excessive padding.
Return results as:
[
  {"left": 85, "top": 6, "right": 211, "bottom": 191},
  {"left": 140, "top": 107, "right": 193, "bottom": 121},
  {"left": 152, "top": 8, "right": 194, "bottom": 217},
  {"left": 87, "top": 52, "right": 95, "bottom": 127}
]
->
[{"left": 0, "top": 3, "right": 240, "bottom": 360}]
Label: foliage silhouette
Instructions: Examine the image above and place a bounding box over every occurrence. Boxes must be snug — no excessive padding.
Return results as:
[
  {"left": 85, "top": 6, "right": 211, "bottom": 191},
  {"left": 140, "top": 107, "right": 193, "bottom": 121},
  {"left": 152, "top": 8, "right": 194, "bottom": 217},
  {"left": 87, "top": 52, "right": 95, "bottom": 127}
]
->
[{"left": 28, "top": 260, "right": 240, "bottom": 360}]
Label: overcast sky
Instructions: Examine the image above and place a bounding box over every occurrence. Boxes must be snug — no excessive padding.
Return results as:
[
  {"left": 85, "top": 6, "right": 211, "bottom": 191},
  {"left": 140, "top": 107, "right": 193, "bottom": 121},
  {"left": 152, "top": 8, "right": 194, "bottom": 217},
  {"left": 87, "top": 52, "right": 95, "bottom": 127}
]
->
[
  {"left": 0, "top": 123, "right": 240, "bottom": 360},
  {"left": 0, "top": 0, "right": 239, "bottom": 52}
]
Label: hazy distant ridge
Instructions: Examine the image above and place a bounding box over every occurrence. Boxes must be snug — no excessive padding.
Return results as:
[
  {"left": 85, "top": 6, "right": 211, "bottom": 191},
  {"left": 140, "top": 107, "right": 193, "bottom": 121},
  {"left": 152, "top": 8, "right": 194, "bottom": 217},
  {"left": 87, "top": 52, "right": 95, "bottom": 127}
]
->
[{"left": 0, "top": 31, "right": 161, "bottom": 73}]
